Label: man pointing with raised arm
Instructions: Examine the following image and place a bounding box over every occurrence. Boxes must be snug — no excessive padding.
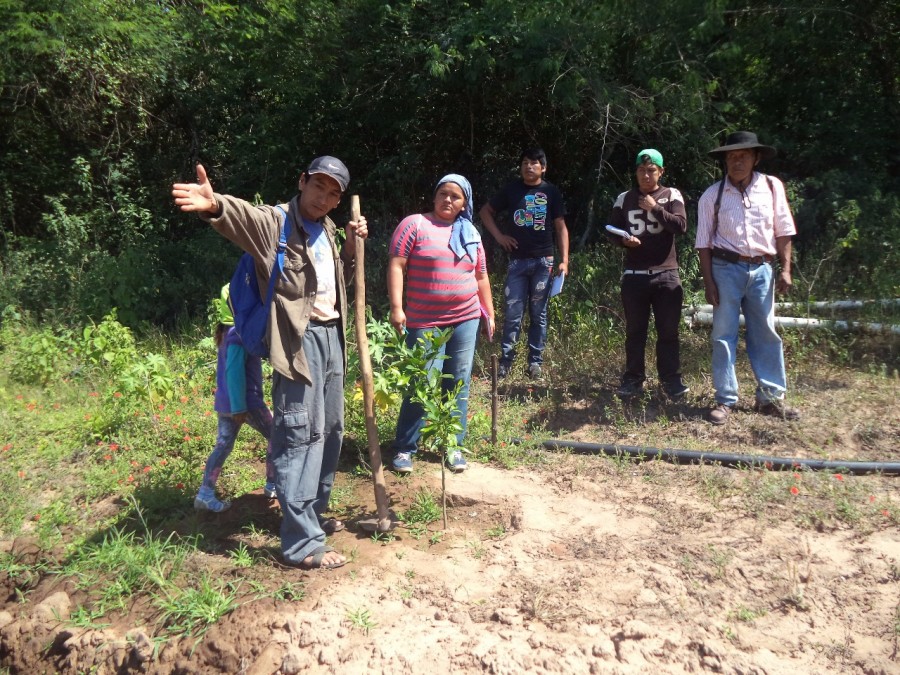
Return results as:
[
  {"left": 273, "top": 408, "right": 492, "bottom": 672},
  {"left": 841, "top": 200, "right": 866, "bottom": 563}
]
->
[{"left": 173, "top": 158, "right": 367, "bottom": 570}]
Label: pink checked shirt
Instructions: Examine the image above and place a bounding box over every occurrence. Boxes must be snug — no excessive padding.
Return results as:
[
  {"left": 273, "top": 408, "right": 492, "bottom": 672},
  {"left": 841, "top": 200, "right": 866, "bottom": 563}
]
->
[{"left": 695, "top": 172, "right": 796, "bottom": 256}]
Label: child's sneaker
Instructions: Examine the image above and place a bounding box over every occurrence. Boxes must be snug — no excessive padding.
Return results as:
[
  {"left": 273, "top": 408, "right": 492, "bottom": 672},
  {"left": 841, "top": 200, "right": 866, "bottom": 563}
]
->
[
  {"left": 194, "top": 493, "right": 231, "bottom": 513},
  {"left": 263, "top": 481, "right": 277, "bottom": 499},
  {"left": 392, "top": 452, "right": 413, "bottom": 474},
  {"left": 448, "top": 450, "right": 468, "bottom": 473}
]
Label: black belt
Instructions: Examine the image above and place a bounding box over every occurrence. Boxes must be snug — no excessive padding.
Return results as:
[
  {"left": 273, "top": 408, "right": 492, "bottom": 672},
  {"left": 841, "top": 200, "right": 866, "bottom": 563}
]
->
[
  {"left": 309, "top": 318, "right": 340, "bottom": 328},
  {"left": 712, "top": 248, "right": 774, "bottom": 265},
  {"left": 623, "top": 269, "right": 661, "bottom": 276}
]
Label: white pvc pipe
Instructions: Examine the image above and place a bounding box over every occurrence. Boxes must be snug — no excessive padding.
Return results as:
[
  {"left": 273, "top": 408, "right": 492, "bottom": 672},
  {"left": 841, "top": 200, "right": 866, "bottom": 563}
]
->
[
  {"left": 685, "top": 299, "right": 900, "bottom": 314},
  {"left": 685, "top": 311, "right": 900, "bottom": 334},
  {"left": 775, "top": 299, "right": 900, "bottom": 310}
]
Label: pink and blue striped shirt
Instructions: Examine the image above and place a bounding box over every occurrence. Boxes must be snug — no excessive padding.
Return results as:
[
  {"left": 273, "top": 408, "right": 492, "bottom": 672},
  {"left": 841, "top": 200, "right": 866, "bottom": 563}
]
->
[{"left": 390, "top": 214, "right": 486, "bottom": 328}]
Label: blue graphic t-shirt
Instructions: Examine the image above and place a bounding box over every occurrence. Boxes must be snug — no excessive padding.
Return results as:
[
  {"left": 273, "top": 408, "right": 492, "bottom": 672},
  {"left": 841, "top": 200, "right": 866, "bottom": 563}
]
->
[{"left": 487, "top": 180, "right": 566, "bottom": 259}]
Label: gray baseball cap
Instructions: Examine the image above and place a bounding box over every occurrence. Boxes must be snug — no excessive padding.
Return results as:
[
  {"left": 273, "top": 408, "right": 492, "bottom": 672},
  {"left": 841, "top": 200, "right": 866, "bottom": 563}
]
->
[{"left": 306, "top": 156, "right": 350, "bottom": 191}]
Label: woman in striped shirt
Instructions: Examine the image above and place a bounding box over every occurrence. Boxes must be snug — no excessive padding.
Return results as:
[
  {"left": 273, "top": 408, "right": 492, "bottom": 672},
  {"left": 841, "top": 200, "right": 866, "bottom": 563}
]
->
[{"left": 388, "top": 175, "right": 495, "bottom": 474}]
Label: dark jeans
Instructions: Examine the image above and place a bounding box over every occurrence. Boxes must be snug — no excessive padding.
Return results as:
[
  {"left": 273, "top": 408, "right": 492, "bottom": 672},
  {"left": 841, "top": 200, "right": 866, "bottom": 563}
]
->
[
  {"left": 500, "top": 256, "right": 554, "bottom": 368},
  {"left": 620, "top": 269, "right": 683, "bottom": 386}
]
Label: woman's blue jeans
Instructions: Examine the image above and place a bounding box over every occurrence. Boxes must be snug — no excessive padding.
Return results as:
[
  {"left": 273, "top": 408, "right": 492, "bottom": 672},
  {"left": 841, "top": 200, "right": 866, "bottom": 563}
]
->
[
  {"left": 394, "top": 318, "right": 479, "bottom": 454},
  {"left": 710, "top": 258, "right": 787, "bottom": 406}
]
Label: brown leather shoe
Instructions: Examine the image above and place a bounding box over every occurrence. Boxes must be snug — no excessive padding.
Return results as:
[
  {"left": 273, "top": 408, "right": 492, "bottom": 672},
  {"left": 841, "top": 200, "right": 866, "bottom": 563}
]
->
[
  {"left": 755, "top": 400, "right": 800, "bottom": 420},
  {"left": 709, "top": 403, "right": 732, "bottom": 425}
]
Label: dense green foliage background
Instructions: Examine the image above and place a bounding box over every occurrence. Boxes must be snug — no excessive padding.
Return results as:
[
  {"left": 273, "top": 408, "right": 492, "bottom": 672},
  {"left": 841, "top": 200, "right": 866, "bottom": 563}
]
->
[{"left": 1, "top": 0, "right": 897, "bottom": 326}]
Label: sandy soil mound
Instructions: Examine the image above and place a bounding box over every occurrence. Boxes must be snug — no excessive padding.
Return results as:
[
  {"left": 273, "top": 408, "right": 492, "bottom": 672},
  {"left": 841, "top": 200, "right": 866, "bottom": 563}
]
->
[{"left": 3, "top": 455, "right": 897, "bottom": 674}]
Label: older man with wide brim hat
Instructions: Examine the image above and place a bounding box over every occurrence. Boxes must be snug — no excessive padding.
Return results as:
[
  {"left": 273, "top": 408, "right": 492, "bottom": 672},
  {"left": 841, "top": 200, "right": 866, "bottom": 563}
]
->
[{"left": 694, "top": 131, "right": 799, "bottom": 425}]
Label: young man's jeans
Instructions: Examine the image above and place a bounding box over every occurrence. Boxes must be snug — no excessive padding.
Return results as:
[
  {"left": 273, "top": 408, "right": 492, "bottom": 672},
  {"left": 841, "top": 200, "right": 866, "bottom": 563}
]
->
[
  {"left": 620, "top": 269, "right": 683, "bottom": 387},
  {"left": 200, "top": 408, "right": 274, "bottom": 493},
  {"left": 500, "top": 256, "right": 553, "bottom": 368},
  {"left": 394, "top": 318, "right": 479, "bottom": 454},
  {"left": 270, "top": 322, "right": 345, "bottom": 565},
  {"left": 710, "top": 258, "right": 787, "bottom": 406}
]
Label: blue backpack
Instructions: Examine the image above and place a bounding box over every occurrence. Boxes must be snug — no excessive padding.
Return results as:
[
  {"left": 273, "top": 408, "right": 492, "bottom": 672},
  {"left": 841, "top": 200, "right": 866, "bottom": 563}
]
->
[{"left": 228, "top": 206, "right": 291, "bottom": 358}]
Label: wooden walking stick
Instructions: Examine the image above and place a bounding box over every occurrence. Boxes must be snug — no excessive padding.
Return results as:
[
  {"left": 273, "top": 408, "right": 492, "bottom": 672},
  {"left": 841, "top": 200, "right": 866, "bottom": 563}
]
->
[{"left": 351, "top": 196, "right": 396, "bottom": 533}]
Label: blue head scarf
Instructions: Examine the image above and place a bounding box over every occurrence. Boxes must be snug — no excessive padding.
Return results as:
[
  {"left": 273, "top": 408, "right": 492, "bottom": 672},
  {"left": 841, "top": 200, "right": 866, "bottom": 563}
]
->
[{"left": 435, "top": 174, "right": 481, "bottom": 263}]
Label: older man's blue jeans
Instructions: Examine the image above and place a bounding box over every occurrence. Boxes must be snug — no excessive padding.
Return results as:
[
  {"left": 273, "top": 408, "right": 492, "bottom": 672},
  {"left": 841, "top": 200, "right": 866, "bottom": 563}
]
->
[
  {"left": 394, "top": 318, "right": 479, "bottom": 454},
  {"left": 500, "top": 256, "right": 553, "bottom": 369},
  {"left": 270, "top": 322, "right": 344, "bottom": 566},
  {"left": 710, "top": 258, "right": 787, "bottom": 407}
]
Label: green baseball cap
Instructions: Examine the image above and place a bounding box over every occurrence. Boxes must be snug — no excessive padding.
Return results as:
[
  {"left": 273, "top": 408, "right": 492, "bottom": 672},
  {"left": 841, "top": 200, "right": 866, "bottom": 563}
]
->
[
  {"left": 635, "top": 149, "right": 664, "bottom": 168},
  {"left": 213, "top": 284, "right": 234, "bottom": 327}
]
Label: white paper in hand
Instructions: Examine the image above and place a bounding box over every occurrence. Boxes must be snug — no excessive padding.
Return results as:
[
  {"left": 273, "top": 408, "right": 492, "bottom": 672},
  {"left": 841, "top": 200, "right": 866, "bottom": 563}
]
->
[
  {"left": 550, "top": 273, "right": 565, "bottom": 298},
  {"left": 605, "top": 224, "right": 631, "bottom": 239}
]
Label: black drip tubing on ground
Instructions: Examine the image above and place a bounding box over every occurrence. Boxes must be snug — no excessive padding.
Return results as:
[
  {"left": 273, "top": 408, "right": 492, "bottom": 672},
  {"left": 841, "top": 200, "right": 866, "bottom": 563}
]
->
[{"left": 540, "top": 439, "right": 900, "bottom": 476}]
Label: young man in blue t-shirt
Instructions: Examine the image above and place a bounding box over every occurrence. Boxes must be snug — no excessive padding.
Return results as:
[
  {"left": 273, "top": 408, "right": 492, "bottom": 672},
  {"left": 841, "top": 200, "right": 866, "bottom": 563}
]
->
[{"left": 480, "top": 147, "right": 570, "bottom": 379}]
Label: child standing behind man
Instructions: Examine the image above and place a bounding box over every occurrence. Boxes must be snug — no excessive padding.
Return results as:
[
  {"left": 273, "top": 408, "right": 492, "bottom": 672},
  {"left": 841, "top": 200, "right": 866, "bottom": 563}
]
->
[{"left": 195, "top": 284, "right": 275, "bottom": 513}]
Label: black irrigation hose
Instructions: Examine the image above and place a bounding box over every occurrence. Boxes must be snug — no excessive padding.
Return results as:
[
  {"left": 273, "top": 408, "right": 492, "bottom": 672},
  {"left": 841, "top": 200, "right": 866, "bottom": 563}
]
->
[{"left": 541, "top": 439, "right": 900, "bottom": 476}]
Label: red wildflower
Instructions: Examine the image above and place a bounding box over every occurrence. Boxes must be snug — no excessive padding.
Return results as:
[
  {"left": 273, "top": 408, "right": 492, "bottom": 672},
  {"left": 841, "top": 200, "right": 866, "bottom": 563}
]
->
[
  {"left": 792, "top": 473, "right": 800, "bottom": 480},
  {"left": 2, "top": 443, "right": 12, "bottom": 452},
  {"left": 103, "top": 454, "right": 112, "bottom": 461},
  {"left": 180, "top": 395, "right": 189, "bottom": 404},
  {"left": 176, "top": 482, "right": 185, "bottom": 490},
  {"left": 17, "top": 470, "right": 25, "bottom": 479},
  {"left": 113, "top": 392, "right": 122, "bottom": 398},
  {"left": 834, "top": 473, "right": 844, "bottom": 481},
  {"left": 88, "top": 392, "right": 99, "bottom": 397},
  {"left": 160, "top": 459, "right": 168, "bottom": 466},
  {"left": 764, "top": 461, "right": 773, "bottom": 470},
  {"left": 143, "top": 466, "right": 151, "bottom": 473},
  {"left": 158, "top": 404, "right": 165, "bottom": 411},
  {"left": 15, "top": 395, "right": 23, "bottom": 400},
  {"left": 183, "top": 435, "right": 190, "bottom": 442},
  {"left": 883, "top": 510, "right": 891, "bottom": 517},
  {"left": 204, "top": 411, "right": 212, "bottom": 417},
  {"left": 127, "top": 475, "right": 134, "bottom": 482},
  {"left": 33, "top": 513, "right": 40, "bottom": 521},
  {"left": 175, "top": 410, "right": 182, "bottom": 416},
  {"left": 790, "top": 486, "right": 799, "bottom": 496}
]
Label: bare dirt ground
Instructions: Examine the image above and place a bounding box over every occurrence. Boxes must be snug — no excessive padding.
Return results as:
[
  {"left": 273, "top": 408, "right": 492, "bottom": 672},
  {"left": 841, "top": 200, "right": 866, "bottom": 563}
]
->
[{"left": 2, "top": 366, "right": 899, "bottom": 674}]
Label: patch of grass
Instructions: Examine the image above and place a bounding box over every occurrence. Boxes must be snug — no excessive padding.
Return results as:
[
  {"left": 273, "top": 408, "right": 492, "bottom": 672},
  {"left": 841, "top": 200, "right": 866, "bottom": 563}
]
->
[
  {"left": 63, "top": 516, "right": 192, "bottom": 615},
  {"left": 228, "top": 542, "right": 255, "bottom": 568},
  {"left": 707, "top": 545, "right": 732, "bottom": 580},
  {"left": 370, "top": 530, "right": 396, "bottom": 545},
  {"left": 64, "top": 605, "right": 111, "bottom": 630},
  {"left": 400, "top": 489, "right": 441, "bottom": 525},
  {"left": 728, "top": 605, "right": 767, "bottom": 623},
  {"left": 155, "top": 575, "right": 239, "bottom": 639},
  {"left": 697, "top": 465, "right": 736, "bottom": 506},
  {"left": 485, "top": 524, "right": 506, "bottom": 539},
  {"left": 346, "top": 607, "right": 377, "bottom": 634},
  {"left": 271, "top": 582, "right": 306, "bottom": 602}
]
